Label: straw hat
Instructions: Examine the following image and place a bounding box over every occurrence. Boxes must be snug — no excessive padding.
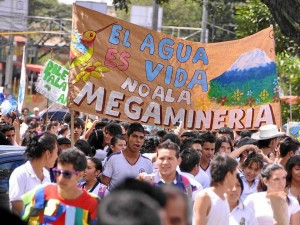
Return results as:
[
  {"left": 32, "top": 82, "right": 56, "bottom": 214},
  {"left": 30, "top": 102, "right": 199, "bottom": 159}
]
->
[{"left": 251, "top": 124, "right": 285, "bottom": 140}]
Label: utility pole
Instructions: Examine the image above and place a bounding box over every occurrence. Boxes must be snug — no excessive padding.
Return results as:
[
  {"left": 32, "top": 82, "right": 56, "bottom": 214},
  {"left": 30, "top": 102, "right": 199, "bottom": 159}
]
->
[
  {"left": 200, "top": 0, "right": 208, "bottom": 43},
  {"left": 152, "top": 0, "right": 159, "bottom": 31},
  {"left": 4, "top": 34, "right": 14, "bottom": 94},
  {"left": 289, "top": 80, "right": 292, "bottom": 121}
]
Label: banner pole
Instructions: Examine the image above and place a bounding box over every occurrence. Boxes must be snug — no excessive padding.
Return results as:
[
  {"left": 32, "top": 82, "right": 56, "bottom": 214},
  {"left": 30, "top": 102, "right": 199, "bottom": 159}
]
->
[{"left": 70, "top": 108, "right": 74, "bottom": 146}]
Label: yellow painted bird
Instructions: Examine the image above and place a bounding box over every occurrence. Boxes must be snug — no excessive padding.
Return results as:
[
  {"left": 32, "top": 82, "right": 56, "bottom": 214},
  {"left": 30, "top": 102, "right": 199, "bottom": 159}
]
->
[{"left": 70, "top": 22, "right": 116, "bottom": 69}]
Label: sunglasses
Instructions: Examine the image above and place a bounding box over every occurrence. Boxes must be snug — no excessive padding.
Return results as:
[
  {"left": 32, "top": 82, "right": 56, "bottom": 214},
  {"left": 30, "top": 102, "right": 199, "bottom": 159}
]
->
[{"left": 52, "top": 168, "right": 80, "bottom": 179}]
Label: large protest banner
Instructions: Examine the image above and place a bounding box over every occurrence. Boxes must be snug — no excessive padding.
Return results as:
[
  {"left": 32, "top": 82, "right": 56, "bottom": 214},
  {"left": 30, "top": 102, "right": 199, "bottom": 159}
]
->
[{"left": 68, "top": 4, "right": 281, "bottom": 131}]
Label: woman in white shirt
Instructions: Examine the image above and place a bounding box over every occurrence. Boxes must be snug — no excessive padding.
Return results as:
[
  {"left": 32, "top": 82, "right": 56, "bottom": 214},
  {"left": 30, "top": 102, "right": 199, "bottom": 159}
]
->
[
  {"left": 78, "top": 157, "right": 109, "bottom": 198},
  {"left": 285, "top": 155, "right": 300, "bottom": 204},
  {"left": 244, "top": 163, "right": 300, "bottom": 225},
  {"left": 227, "top": 173, "right": 258, "bottom": 225}
]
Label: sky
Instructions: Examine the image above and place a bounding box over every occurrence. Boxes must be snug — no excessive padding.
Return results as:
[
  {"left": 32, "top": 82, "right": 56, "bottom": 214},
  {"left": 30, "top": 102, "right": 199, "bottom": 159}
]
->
[{"left": 58, "top": 0, "right": 112, "bottom": 5}]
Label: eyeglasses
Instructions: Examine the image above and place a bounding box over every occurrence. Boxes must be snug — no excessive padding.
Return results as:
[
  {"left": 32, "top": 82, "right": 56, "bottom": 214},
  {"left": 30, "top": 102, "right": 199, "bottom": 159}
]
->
[{"left": 52, "top": 168, "right": 80, "bottom": 179}]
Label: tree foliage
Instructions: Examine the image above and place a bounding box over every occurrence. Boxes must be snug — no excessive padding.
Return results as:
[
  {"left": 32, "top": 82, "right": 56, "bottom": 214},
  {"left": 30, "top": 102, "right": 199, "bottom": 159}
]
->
[{"left": 29, "top": 0, "right": 72, "bottom": 18}]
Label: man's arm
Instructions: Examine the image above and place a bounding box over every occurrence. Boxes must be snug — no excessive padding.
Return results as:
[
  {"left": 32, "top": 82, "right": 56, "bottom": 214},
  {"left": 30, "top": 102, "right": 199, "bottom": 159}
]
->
[
  {"left": 10, "top": 200, "right": 23, "bottom": 216},
  {"left": 193, "top": 191, "right": 211, "bottom": 225},
  {"left": 101, "top": 174, "right": 111, "bottom": 186}
]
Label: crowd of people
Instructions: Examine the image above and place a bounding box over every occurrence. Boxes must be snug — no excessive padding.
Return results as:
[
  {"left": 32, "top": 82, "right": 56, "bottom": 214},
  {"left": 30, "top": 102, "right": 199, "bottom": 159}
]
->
[{"left": 1, "top": 106, "right": 300, "bottom": 225}]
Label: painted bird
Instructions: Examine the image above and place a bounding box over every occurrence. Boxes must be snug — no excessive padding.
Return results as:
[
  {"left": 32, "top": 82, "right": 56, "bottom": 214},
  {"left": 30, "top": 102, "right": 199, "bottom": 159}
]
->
[{"left": 70, "top": 22, "right": 116, "bottom": 69}]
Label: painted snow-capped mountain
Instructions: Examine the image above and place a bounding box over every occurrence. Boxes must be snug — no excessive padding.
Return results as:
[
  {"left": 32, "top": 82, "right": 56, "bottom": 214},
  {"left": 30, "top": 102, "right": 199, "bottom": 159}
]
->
[
  {"left": 207, "top": 48, "right": 277, "bottom": 106},
  {"left": 228, "top": 48, "right": 273, "bottom": 71}
]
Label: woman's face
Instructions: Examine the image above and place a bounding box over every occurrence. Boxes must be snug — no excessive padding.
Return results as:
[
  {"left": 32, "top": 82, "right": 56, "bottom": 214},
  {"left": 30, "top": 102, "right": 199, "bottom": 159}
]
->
[
  {"left": 111, "top": 139, "right": 126, "bottom": 152},
  {"left": 243, "top": 162, "right": 262, "bottom": 183},
  {"left": 84, "top": 159, "right": 100, "bottom": 182},
  {"left": 291, "top": 165, "right": 300, "bottom": 183},
  {"left": 218, "top": 142, "right": 232, "bottom": 154},
  {"left": 226, "top": 177, "right": 242, "bottom": 203},
  {"left": 265, "top": 168, "right": 287, "bottom": 192}
]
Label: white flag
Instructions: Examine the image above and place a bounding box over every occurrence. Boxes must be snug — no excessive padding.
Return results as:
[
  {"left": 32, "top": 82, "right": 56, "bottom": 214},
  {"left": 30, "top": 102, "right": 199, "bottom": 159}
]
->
[{"left": 18, "top": 46, "right": 26, "bottom": 114}]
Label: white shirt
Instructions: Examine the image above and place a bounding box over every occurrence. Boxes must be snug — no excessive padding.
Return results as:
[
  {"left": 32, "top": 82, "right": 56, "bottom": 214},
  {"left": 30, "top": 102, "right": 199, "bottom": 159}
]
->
[
  {"left": 102, "top": 150, "right": 153, "bottom": 190},
  {"left": 194, "top": 166, "right": 211, "bottom": 189},
  {"left": 180, "top": 171, "right": 203, "bottom": 202},
  {"left": 229, "top": 200, "right": 259, "bottom": 225},
  {"left": 193, "top": 187, "right": 230, "bottom": 225},
  {"left": 9, "top": 161, "right": 51, "bottom": 202},
  {"left": 244, "top": 192, "right": 300, "bottom": 225},
  {"left": 239, "top": 171, "right": 259, "bottom": 203}
]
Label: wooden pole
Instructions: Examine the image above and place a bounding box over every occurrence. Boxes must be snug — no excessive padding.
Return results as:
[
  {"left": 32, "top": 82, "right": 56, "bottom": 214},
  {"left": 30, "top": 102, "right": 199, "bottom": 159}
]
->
[{"left": 70, "top": 108, "right": 74, "bottom": 147}]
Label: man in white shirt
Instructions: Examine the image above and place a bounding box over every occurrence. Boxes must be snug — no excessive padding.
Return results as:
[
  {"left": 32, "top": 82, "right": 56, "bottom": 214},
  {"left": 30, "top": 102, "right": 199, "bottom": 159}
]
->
[
  {"left": 195, "top": 132, "right": 216, "bottom": 186},
  {"left": 101, "top": 122, "right": 153, "bottom": 190},
  {"left": 179, "top": 148, "right": 203, "bottom": 202}
]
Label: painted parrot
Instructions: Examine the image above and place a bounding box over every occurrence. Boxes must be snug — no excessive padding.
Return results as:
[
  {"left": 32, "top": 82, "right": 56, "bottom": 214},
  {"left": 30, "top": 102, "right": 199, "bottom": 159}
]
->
[{"left": 70, "top": 22, "right": 116, "bottom": 69}]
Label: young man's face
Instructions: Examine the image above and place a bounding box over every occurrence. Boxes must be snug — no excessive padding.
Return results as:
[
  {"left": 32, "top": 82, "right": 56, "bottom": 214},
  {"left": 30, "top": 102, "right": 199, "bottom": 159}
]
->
[
  {"left": 126, "top": 131, "right": 145, "bottom": 152},
  {"left": 1, "top": 115, "right": 11, "bottom": 124},
  {"left": 156, "top": 149, "right": 180, "bottom": 178},
  {"left": 50, "top": 125, "right": 59, "bottom": 135},
  {"left": 56, "top": 163, "right": 82, "bottom": 192},
  {"left": 5, "top": 130, "right": 15, "bottom": 144},
  {"left": 74, "top": 126, "right": 83, "bottom": 139},
  {"left": 192, "top": 143, "right": 202, "bottom": 155},
  {"left": 200, "top": 142, "right": 215, "bottom": 161}
]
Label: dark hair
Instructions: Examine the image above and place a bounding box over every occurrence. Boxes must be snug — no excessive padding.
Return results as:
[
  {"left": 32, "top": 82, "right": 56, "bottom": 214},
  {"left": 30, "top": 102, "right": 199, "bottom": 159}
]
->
[
  {"left": 75, "top": 139, "right": 93, "bottom": 157},
  {"left": 285, "top": 155, "right": 300, "bottom": 186},
  {"left": 157, "top": 139, "right": 180, "bottom": 158},
  {"left": 140, "top": 135, "right": 160, "bottom": 154},
  {"left": 218, "top": 126, "right": 234, "bottom": 140},
  {"left": 215, "top": 135, "right": 233, "bottom": 154},
  {"left": 258, "top": 137, "right": 276, "bottom": 148},
  {"left": 88, "top": 157, "right": 103, "bottom": 173},
  {"left": 72, "top": 118, "right": 85, "bottom": 130},
  {"left": 24, "top": 116, "right": 34, "bottom": 125},
  {"left": 200, "top": 131, "right": 216, "bottom": 144},
  {"left": 210, "top": 153, "right": 238, "bottom": 186},
  {"left": 87, "top": 129, "right": 104, "bottom": 150},
  {"left": 236, "top": 173, "right": 244, "bottom": 195},
  {"left": 58, "top": 126, "right": 69, "bottom": 136},
  {"left": 58, "top": 147, "right": 87, "bottom": 171},
  {"left": 0, "top": 131, "right": 11, "bottom": 145},
  {"left": 180, "top": 137, "right": 195, "bottom": 153},
  {"left": 104, "top": 123, "right": 123, "bottom": 136},
  {"left": 98, "top": 190, "right": 162, "bottom": 225},
  {"left": 46, "top": 121, "right": 59, "bottom": 131},
  {"left": 261, "top": 163, "right": 285, "bottom": 180},
  {"left": 193, "top": 138, "right": 203, "bottom": 145},
  {"left": 161, "top": 132, "right": 181, "bottom": 146},
  {"left": 95, "top": 121, "right": 109, "bottom": 130},
  {"left": 241, "top": 152, "right": 264, "bottom": 169},
  {"left": 119, "top": 122, "right": 130, "bottom": 134},
  {"left": 0, "top": 124, "right": 15, "bottom": 133},
  {"left": 25, "top": 132, "right": 58, "bottom": 159},
  {"left": 113, "top": 177, "right": 167, "bottom": 208},
  {"left": 106, "top": 134, "right": 126, "bottom": 157},
  {"left": 279, "top": 137, "right": 300, "bottom": 157},
  {"left": 22, "top": 107, "right": 29, "bottom": 113},
  {"left": 156, "top": 130, "right": 167, "bottom": 139},
  {"left": 126, "top": 122, "right": 145, "bottom": 136},
  {"left": 179, "top": 148, "right": 200, "bottom": 173},
  {"left": 240, "top": 130, "right": 253, "bottom": 138}
]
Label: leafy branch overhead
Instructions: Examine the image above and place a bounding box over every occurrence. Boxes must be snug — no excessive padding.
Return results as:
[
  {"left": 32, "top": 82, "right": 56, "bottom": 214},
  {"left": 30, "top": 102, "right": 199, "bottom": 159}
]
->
[{"left": 112, "top": 0, "right": 300, "bottom": 45}]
